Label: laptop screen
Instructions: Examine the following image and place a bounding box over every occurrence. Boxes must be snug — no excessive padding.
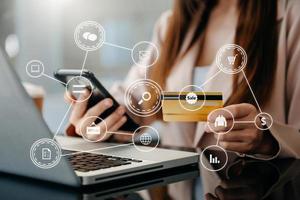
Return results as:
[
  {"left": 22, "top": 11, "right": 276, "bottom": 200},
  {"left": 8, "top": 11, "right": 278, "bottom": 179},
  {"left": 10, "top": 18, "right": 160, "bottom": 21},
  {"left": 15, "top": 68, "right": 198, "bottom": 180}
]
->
[{"left": 0, "top": 48, "right": 79, "bottom": 186}]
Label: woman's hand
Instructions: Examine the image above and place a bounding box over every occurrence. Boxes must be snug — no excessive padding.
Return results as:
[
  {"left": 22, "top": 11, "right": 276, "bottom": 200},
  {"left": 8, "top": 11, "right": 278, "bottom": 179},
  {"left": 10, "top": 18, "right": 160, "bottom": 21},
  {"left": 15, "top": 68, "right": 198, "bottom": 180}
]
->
[
  {"left": 65, "top": 90, "right": 127, "bottom": 141},
  {"left": 205, "top": 103, "right": 278, "bottom": 155}
]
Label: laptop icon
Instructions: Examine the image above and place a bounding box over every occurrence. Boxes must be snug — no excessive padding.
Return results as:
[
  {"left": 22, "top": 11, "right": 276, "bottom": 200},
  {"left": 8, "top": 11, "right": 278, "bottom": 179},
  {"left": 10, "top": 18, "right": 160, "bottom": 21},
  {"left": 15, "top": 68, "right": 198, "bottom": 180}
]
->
[{"left": 30, "top": 64, "right": 41, "bottom": 73}]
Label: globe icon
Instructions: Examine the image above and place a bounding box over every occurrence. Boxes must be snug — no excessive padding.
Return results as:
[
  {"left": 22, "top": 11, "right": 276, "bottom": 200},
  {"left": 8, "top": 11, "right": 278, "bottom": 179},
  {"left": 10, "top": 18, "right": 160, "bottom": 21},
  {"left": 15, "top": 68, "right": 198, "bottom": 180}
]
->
[{"left": 139, "top": 133, "right": 152, "bottom": 146}]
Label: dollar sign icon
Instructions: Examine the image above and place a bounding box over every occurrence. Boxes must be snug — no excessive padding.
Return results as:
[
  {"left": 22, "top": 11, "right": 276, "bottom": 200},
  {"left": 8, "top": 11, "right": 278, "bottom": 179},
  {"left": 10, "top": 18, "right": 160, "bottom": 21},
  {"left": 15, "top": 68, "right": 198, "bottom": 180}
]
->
[{"left": 261, "top": 117, "right": 267, "bottom": 126}]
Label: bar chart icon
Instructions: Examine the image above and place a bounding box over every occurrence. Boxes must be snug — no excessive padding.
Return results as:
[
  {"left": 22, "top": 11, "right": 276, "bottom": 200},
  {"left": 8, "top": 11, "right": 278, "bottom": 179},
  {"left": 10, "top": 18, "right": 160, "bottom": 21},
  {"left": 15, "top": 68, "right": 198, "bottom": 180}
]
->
[{"left": 209, "top": 154, "right": 220, "bottom": 164}]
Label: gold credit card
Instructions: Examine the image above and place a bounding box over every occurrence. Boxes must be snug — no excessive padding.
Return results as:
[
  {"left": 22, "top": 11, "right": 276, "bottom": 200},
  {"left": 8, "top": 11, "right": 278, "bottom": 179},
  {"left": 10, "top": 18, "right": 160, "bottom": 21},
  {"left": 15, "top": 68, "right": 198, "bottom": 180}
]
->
[{"left": 162, "top": 92, "right": 223, "bottom": 122}]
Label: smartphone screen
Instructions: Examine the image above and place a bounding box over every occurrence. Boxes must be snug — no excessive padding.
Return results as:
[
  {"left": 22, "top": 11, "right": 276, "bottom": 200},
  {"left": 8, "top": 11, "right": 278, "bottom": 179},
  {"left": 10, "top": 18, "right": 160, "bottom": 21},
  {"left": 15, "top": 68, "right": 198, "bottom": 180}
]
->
[{"left": 54, "top": 69, "right": 139, "bottom": 132}]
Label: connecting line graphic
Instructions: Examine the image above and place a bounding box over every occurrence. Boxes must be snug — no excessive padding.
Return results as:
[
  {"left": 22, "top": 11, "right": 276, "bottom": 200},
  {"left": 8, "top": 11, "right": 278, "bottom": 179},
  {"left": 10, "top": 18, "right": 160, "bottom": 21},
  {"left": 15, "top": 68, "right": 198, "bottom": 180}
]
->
[
  {"left": 30, "top": 24, "right": 270, "bottom": 171},
  {"left": 107, "top": 131, "right": 133, "bottom": 136},
  {"left": 102, "top": 41, "right": 151, "bottom": 78},
  {"left": 61, "top": 143, "right": 134, "bottom": 157},
  {"left": 52, "top": 102, "right": 74, "bottom": 140},
  {"left": 44, "top": 39, "right": 151, "bottom": 159},
  {"left": 42, "top": 73, "right": 67, "bottom": 86},
  {"left": 234, "top": 121, "right": 255, "bottom": 124},
  {"left": 144, "top": 68, "right": 147, "bottom": 80},
  {"left": 80, "top": 51, "right": 89, "bottom": 76},
  {"left": 241, "top": 70, "right": 263, "bottom": 113},
  {"left": 200, "top": 51, "right": 270, "bottom": 172},
  {"left": 216, "top": 134, "right": 221, "bottom": 146},
  {"left": 210, "top": 70, "right": 264, "bottom": 147},
  {"left": 28, "top": 21, "right": 185, "bottom": 169},
  {"left": 103, "top": 42, "right": 133, "bottom": 51},
  {"left": 199, "top": 70, "right": 222, "bottom": 88}
]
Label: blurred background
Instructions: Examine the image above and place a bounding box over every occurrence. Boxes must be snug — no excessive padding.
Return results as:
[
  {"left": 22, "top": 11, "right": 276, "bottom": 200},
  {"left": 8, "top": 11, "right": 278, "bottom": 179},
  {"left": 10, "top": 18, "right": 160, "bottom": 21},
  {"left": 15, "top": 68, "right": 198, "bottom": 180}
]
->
[{"left": 0, "top": 0, "right": 172, "bottom": 132}]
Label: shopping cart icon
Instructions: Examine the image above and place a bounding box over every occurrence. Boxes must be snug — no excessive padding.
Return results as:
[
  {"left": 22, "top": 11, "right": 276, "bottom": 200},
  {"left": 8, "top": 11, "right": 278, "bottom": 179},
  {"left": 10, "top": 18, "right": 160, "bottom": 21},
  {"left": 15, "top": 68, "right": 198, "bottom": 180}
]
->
[{"left": 227, "top": 54, "right": 238, "bottom": 65}]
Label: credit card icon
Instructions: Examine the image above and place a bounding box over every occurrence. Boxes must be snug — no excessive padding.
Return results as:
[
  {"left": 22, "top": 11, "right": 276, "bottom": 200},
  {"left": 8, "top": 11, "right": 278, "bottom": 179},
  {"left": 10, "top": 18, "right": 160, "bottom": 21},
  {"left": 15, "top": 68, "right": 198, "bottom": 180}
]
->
[{"left": 162, "top": 92, "right": 223, "bottom": 122}]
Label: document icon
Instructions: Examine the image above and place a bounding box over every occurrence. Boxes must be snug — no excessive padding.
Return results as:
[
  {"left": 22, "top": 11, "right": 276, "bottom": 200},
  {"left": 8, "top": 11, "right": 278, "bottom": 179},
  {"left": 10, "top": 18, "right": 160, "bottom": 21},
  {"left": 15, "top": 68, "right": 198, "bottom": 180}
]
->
[{"left": 42, "top": 148, "right": 51, "bottom": 160}]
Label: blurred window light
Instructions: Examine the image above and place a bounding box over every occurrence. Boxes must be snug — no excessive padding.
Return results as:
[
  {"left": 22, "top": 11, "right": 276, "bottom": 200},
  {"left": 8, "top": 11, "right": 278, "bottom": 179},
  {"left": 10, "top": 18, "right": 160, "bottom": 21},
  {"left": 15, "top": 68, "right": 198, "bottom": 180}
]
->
[{"left": 5, "top": 34, "right": 20, "bottom": 58}]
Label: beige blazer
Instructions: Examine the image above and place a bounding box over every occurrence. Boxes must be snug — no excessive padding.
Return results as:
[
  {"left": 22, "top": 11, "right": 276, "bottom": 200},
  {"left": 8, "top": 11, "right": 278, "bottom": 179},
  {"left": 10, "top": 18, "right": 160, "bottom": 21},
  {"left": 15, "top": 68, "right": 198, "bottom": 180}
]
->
[
  {"left": 112, "top": 0, "right": 300, "bottom": 158},
  {"left": 110, "top": 0, "right": 300, "bottom": 199},
  {"left": 67, "top": 0, "right": 300, "bottom": 199}
]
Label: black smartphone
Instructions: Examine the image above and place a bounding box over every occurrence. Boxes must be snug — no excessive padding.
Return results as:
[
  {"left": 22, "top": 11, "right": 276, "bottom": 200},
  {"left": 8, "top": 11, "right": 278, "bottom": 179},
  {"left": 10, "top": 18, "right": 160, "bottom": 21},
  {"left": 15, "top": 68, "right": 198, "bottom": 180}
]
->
[{"left": 54, "top": 69, "right": 139, "bottom": 132}]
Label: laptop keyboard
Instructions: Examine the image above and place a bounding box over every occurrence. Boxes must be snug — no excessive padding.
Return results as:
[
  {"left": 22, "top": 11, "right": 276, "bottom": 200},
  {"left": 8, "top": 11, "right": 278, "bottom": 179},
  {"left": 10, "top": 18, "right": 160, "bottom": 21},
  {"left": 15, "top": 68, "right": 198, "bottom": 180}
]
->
[{"left": 67, "top": 152, "right": 142, "bottom": 172}]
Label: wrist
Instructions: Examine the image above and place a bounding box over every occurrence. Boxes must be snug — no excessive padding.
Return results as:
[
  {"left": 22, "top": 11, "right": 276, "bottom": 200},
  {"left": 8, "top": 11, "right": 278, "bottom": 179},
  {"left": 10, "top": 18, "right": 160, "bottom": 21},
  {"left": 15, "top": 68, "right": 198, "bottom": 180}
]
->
[{"left": 257, "top": 130, "right": 279, "bottom": 155}]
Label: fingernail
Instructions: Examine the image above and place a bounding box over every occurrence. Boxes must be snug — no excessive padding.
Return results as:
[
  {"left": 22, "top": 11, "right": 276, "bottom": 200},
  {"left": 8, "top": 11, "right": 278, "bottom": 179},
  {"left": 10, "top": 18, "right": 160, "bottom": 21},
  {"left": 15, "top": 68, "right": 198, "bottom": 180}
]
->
[
  {"left": 122, "top": 116, "right": 127, "bottom": 122},
  {"left": 118, "top": 107, "right": 125, "bottom": 114},
  {"left": 104, "top": 99, "right": 113, "bottom": 107}
]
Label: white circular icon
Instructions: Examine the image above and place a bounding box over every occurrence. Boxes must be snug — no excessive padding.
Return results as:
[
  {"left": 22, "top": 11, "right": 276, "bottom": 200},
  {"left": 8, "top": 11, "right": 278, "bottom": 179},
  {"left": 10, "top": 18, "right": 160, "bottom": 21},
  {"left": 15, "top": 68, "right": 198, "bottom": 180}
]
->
[
  {"left": 125, "top": 79, "right": 162, "bottom": 117},
  {"left": 66, "top": 76, "right": 93, "bottom": 103},
  {"left": 139, "top": 133, "right": 152, "bottom": 146},
  {"left": 74, "top": 21, "right": 105, "bottom": 51},
  {"left": 26, "top": 60, "right": 44, "bottom": 78},
  {"left": 79, "top": 116, "right": 108, "bottom": 142},
  {"left": 179, "top": 85, "right": 206, "bottom": 111},
  {"left": 138, "top": 92, "right": 152, "bottom": 105},
  {"left": 254, "top": 112, "right": 273, "bottom": 131},
  {"left": 216, "top": 44, "right": 247, "bottom": 74},
  {"left": 207, "top": 108, "right": 235, "bottom": 135},
  {"left": 185, "top": 92, "right": 198, "bottom": 105},
  {"left": 200, "top": 145, "right": 228, "bottom": 172},
  {"left": 132, "top": 126, "right": 160, "bottom": 152},
  {"left": 30, "top": 138, "right": 61, "bottom": 169},
  {"left": 131, "top": 41, "right": 159, "bottom": 68}
]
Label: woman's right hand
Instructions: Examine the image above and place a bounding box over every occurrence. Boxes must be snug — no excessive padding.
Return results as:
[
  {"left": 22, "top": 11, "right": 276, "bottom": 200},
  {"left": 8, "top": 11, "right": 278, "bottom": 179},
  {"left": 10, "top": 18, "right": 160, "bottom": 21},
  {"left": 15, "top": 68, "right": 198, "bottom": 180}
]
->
[{"left": 65, "top": 90, "right": 127, "bottom": 141}]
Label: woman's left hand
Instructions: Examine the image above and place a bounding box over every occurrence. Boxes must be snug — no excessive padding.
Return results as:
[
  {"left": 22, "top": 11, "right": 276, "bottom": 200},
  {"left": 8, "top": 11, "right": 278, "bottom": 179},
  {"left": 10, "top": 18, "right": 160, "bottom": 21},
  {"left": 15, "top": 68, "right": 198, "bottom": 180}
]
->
[{"left": 205, "top": 103, "right": 278, "bottom": 155}]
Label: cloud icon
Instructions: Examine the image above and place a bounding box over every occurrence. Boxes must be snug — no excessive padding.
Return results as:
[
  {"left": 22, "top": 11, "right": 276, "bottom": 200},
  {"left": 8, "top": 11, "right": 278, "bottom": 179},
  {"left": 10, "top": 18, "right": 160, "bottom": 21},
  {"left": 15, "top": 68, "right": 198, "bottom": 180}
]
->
[{"left": 82, "top": 32, "right": 98, "bottom": 42}]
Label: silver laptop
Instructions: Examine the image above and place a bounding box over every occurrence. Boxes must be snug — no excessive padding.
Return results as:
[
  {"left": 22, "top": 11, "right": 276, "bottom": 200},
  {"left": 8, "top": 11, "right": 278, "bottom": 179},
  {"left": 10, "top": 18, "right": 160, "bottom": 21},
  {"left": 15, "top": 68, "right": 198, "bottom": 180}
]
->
[
  {"left": 0, "top": 164, "right": 199, "bottom": 199},
  {"left": 0, "top": 48, "right": 199, "bottom": 187}
]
